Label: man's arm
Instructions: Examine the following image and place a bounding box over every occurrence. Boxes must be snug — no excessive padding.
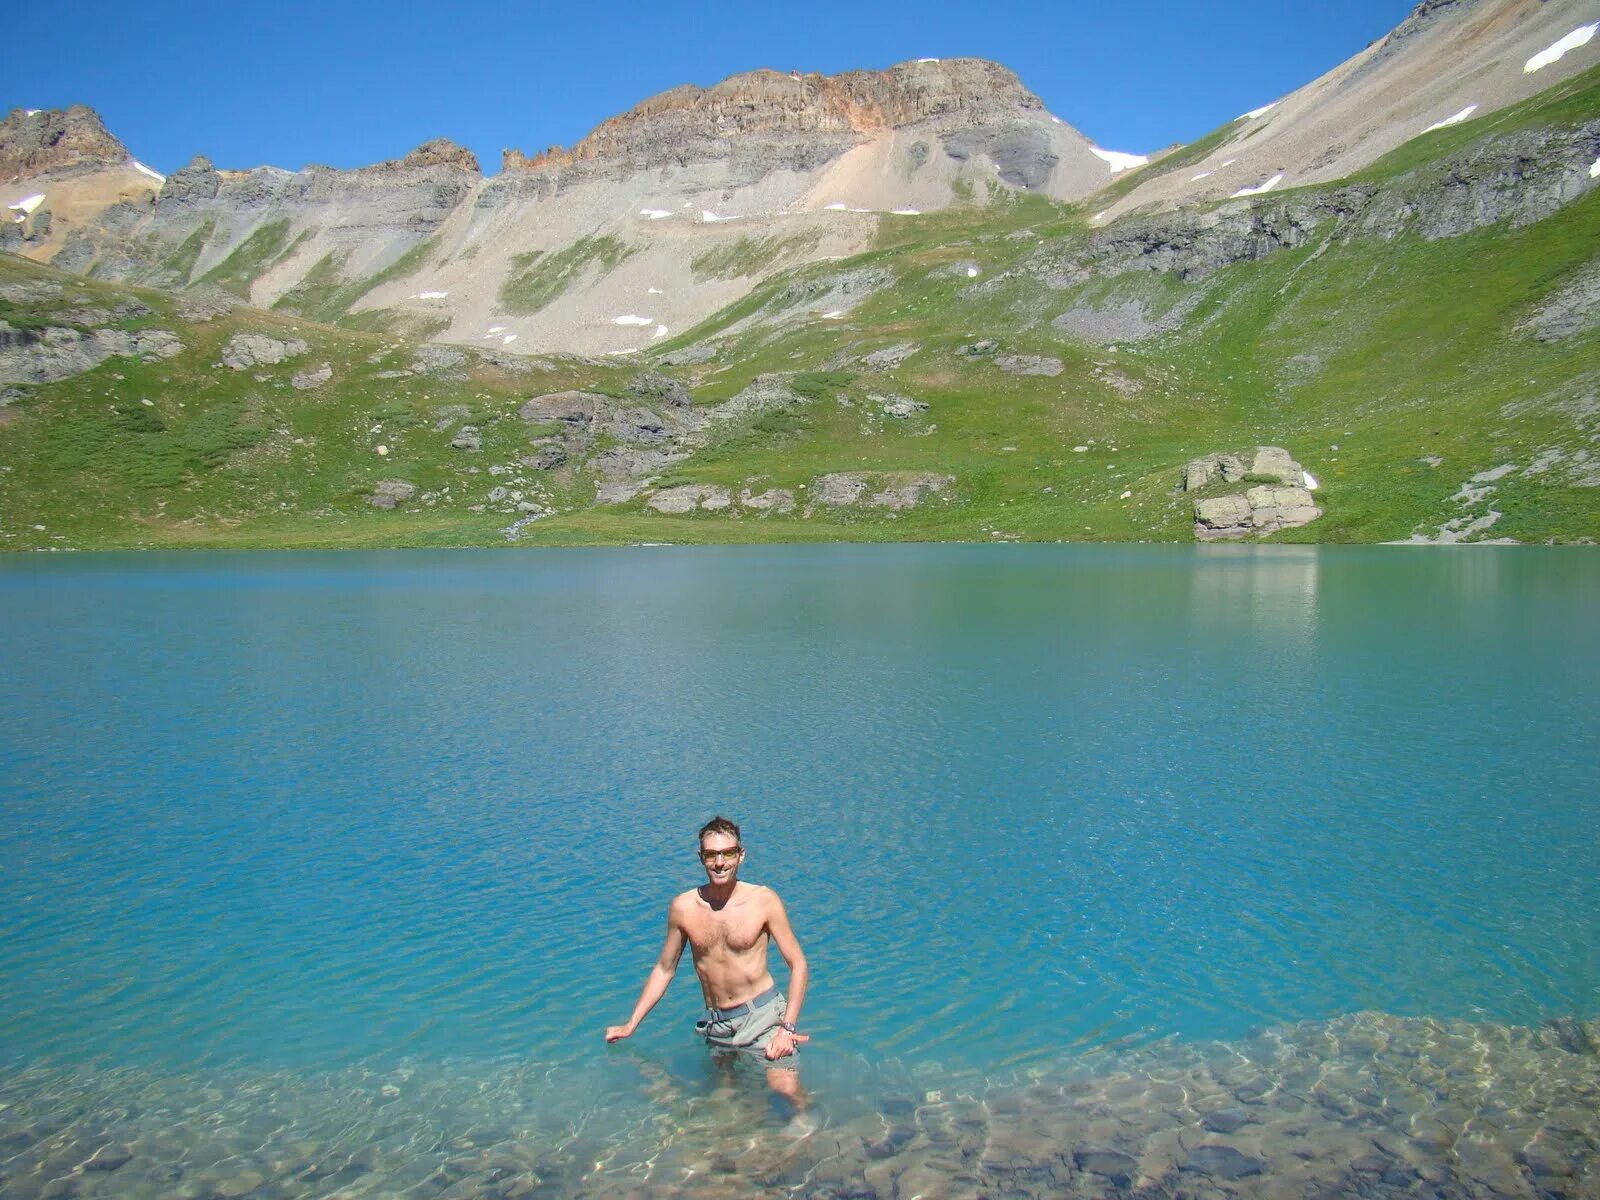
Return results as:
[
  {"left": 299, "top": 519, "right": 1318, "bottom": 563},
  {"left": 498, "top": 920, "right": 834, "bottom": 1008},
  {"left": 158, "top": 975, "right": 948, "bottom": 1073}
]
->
[
  {"left": 604, "top": 902, "right": 687, "bottom": 1042},
  {"left": 763, "top": 888, "right": 810, "bottom": 1060}
]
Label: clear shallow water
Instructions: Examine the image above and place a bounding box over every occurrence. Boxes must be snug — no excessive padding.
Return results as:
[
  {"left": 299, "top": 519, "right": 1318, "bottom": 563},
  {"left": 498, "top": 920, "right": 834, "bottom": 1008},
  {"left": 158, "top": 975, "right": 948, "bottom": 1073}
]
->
[{"left": 1, "top": 544, "right": 1597, "bottom": 1197}]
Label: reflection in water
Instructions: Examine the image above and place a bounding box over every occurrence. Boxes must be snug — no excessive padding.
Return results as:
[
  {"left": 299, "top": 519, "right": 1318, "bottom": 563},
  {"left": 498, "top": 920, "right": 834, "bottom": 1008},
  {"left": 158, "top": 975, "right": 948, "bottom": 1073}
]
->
[
  {"left": 1186, "top": 544, "right": 1321, "bottom": 654},
  {"left": 1, "top": 1011, "right": 1595, "bottom": 1198}
]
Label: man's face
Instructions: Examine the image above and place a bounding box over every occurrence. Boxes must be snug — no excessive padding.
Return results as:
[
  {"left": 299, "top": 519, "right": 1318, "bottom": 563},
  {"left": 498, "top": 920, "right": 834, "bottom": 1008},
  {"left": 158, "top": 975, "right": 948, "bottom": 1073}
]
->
[{"left": 699, "top": 832, "right": 743, "bottom": 886}]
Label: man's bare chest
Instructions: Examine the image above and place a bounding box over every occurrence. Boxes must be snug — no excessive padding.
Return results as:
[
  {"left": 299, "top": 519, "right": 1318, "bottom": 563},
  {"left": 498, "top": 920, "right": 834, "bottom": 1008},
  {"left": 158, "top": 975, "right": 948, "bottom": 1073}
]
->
[{"left": 686, "top": 904, "right": 767, "bottom": 955}]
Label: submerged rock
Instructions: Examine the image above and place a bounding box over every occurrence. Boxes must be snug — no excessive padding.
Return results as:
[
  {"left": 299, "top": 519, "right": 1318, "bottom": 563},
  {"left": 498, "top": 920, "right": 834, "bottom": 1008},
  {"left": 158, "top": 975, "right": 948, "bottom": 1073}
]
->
[{"left": 1184, "top": 1144, "right": 1265, "bottom": 1179}]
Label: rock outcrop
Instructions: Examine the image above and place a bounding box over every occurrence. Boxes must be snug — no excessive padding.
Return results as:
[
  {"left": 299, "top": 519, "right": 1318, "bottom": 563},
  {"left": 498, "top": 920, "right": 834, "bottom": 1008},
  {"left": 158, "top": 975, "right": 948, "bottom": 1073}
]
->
[
  {"left": 0, "top": 320, "right": 181, "bottom": 385},
  {"left": 501, "top": 59, "right": 1075, "bottom": 176},
  {"left": 384, "top": 138, "right": 480, "bottom": 173},
  {"left": 1013, "top": 121, "right": 1599, "bottom": 294},
  {"left": 1, "top": 106, "right": 129, "bottom": 180},
  {"left": 1184, "top": 446, "right": 1322, "bottom": 539},
  {"left": 368, "top": 479, "right": 417, "bottom": 510},
  {"left": 153, "top": 156, "right": 220, "bottom": 211},
  {"left": 220, "top": 333, "right": 308, "bottom": 371},
  {"left": 646, "top": 484, "right": 732, "bottom": 513},
  {"left": 807, "top": 471, "right": 955, "bottom": 512}
]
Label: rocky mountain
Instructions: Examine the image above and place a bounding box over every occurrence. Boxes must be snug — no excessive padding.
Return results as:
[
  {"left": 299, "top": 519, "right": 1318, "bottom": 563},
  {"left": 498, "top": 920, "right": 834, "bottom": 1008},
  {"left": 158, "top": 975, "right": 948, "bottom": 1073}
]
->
[
  {"left": 0, "top": 0, "right": 1597, "bottom": 551},
  {"left": 1101, "top": 0, "right": 1599, "bottom": 220},
  {"left": 4, "top": 4, "right": 1597, "bottom": 356},
  {"left": 0, "top": 58, "right": 1115, "bottom": 354},
  {"left": 1, "top": 105, "right": 131, "bottom": 181}
]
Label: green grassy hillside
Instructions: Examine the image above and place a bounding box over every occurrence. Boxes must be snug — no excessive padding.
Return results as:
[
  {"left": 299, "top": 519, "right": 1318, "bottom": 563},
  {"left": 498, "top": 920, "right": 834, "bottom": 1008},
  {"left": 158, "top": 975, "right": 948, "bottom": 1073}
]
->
[{"left": 2, "top": 91, "right": 1597, "bottom": 551}]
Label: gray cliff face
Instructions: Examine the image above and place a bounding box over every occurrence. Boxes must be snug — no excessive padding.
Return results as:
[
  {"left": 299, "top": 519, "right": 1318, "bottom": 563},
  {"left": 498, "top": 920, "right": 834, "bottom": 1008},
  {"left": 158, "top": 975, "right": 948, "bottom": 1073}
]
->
[
  {"left": 66, "top": 141, "right": 485, "bottom": 295},
  {"left": 1011, "top": 120, "right": 1600, "bottom": 290},
  {"left": 154, "top": 156, "right": 221, "bottom": 211},
  {"left": 0, "top": 105, "right": 129, "bottom": 181}
]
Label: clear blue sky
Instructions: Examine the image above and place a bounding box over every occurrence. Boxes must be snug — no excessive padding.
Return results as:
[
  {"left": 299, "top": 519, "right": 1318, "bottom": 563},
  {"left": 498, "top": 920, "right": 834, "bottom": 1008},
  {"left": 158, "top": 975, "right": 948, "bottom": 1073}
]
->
[{"left": 9, "top": 0, "right": 1420, "bottom": 175}]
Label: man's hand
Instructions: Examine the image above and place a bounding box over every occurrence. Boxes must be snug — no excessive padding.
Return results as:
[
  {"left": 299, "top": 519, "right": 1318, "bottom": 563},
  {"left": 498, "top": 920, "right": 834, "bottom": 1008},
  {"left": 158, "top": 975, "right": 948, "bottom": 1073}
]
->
[
  {"left": 604, "top": 1024, "right": 634, "bottom": 1043},
  {"left": 765, "top": 1027, "right": 810, "bottom": 1059}
]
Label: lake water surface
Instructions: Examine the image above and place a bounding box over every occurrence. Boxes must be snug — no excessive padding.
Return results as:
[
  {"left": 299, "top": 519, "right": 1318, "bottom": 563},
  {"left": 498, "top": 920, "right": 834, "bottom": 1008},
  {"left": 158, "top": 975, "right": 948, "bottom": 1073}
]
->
[{"left": 2, "top": 545, "right": 1597, "bottom": 1198}]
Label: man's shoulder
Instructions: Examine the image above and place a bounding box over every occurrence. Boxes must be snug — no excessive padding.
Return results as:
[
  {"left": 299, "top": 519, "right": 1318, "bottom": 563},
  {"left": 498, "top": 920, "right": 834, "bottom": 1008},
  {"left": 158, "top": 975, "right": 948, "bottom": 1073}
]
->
[{"left": 669, "top": 887, "right": 700, "bottom": 913}]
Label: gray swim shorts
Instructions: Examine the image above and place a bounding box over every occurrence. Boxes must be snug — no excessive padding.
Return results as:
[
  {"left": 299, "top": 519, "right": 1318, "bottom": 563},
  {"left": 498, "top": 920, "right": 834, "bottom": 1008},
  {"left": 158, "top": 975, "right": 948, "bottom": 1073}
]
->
[{"left": 695, "top": 986, "right": 792, "bottom": 1056}]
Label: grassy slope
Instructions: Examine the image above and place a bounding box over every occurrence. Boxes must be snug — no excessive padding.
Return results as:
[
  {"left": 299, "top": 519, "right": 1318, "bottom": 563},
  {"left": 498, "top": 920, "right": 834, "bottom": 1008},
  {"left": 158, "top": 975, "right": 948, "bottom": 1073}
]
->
[{"left": 1, "top": 79, "right": 1597, "bottom": 550}]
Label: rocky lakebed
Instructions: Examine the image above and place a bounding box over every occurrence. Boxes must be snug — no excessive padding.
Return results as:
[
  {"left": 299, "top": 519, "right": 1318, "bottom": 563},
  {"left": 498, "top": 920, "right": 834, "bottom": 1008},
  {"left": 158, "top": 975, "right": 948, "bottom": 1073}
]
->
[{"left": 1, "top": 1010, "right": 1594, "bottom": 1199}]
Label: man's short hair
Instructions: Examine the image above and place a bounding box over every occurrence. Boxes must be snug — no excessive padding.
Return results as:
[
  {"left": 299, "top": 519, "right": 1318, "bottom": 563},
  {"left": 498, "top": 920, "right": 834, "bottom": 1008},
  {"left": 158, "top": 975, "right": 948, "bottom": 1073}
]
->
[{"left": 699, "top": 815, "right": 741, "bottom": 846}]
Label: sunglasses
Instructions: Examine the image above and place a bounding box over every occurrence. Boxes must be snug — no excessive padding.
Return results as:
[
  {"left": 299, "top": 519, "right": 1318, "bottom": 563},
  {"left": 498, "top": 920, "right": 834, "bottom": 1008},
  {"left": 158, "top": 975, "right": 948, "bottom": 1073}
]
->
[{"left": 700, "top": 847, "right": 743, "bottom": 864}]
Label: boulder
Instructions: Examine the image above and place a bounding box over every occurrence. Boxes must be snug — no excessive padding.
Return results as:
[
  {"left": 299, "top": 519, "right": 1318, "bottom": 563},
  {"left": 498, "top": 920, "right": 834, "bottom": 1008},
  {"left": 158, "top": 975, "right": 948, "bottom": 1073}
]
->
[
  {"left": 409, "top": 345, "right": 466, "bottom": 375},
  {"left": 521, "top": 445, "right": 567, "bottom": 471},
  {"left": 596, "top": 480, "right": 646, "bottom": 504},
  {"left": 1246, "top": 485, "right": 1322, "bottom": 532},
  {"left": 657, "top": 343, "right": 716, "bottom": 366},
  {"left": 174, "top": 286, "right": 239, "bottom": 322},
  {"left": 1182, "top": 453, "right": 1247, "bottom": 491},
  {"left": 450, "top": 426, "right": 482, "bottom": 451},
  {"left": 591, "top": 446, "right": 688, "bottom": 479},
  {"left": 740, "top": 487, "right": 795, "bottom": 513},
  {"left": 809, "top": 471, "right": 953, "bottom": 511},
  {"left": 707, "top": 374, "right": 805, "bottom": 422},
  {"left": 609, "top": 406, "right": 667, "bottom": 442},
  {"left": 872, "top": 392, "right": 929, "bottom": 418},
  {"left": 868, "top": 474, "right": 954, "bottom": 509},
  {"left": 956, "top": 338, "right": 999, "bottom": 357},
  {"left": 1185, "top": 446, "right": 1322, "bottom": 538},
  {"left": 995, "top": 353, "right": 1063, "bottom": 376},
  {"left": 220, "top": 333, "right": 308, "bottom": 371},
  {"left": 810, "top": 472, "right": 871, "bottom": 507},
  {"left": 290, "top": 364, "right": 332, "bottom": 390},
  {"left": 1249, "top": 445, "right": 1299, "bottom": 483},
  {"left": 626, "top": 369, "right": 692, "bottom": 408},
  {"left": 647, "top": 484, "right": 731, "bottom": 513},
  {"left": 519, "top": 390, "right": 602, "bottom": 426},
  {"left": 0, "top": 323, "right": 182, "bottom": 385},
  {"left": 368, "top": 480, "right": 416, "bottom": 510},
  {"left": 1194, "top": 494, "right": 1254, "bottom": 539},
  {"left": 862, "top": 343, "right": 918, "bottom": 370}
]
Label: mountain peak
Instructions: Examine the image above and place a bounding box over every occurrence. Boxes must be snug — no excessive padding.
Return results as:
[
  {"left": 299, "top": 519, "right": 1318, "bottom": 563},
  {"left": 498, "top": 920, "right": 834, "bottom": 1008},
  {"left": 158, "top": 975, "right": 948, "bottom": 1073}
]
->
[
  {"left": 387, "top": 138, "right": 481, "bottom": 173},
  {"left": 1, "top": 105, "right": 130, "bottom": 182},
  {"left": 502, "top": 57, "right": 1061, "bottom": 173}
]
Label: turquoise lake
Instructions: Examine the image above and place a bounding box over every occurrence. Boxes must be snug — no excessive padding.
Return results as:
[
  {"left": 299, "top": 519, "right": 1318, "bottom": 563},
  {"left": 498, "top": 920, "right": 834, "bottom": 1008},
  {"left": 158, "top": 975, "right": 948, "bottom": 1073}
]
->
[{"left": 1, "top": 544, "right": 1597, "bottom": 1198}]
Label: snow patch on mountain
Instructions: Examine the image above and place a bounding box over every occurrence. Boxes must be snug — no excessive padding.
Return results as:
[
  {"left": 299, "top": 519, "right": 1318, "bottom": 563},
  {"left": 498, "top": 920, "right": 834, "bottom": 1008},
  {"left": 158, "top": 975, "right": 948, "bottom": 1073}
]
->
[
  {"left": 1525, "top": 23, "right": 1597, "bottom": 73},
  {"left": 1091, "top": 148, "right": 1149, "bottom": 172},
  {"left": 1231, "top": 174, "right": 1283, "bottom": 197},
  {"left": 1423, "top": 105, "right": 1478, "bottom": 133}
]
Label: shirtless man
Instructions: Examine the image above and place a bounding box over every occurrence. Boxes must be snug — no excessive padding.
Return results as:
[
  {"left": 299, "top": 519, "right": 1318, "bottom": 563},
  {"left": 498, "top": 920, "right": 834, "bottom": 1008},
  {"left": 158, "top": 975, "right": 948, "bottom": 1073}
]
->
[{"left": 604, "top": 816, "right": 809, "bottom": 1064}]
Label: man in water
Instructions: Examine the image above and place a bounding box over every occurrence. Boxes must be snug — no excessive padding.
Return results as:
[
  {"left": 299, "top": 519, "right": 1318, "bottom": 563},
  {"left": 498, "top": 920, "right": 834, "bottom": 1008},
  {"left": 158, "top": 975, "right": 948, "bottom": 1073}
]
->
[{"left": 604, "top": 816, "right": 809, "bottom": 1070}]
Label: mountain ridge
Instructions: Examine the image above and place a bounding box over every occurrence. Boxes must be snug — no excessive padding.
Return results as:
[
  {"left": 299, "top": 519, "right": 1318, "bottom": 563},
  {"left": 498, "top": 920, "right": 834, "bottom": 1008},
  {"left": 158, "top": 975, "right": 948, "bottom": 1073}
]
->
[{"left": 0, "top": 0, "right": 1596, "bottom": 361}]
